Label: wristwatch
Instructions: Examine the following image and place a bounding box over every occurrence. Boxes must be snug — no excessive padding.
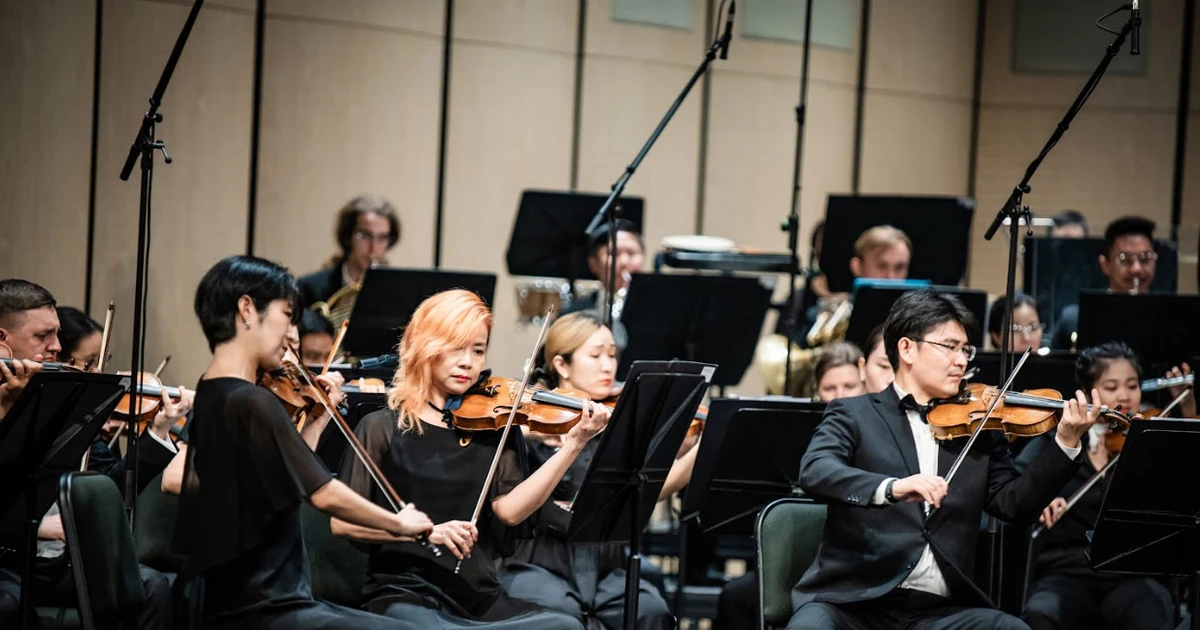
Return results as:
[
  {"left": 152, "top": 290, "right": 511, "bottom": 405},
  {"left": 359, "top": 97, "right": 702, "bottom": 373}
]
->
[{"left": 884, "top": 478, "right": 898, "bottom": 503}]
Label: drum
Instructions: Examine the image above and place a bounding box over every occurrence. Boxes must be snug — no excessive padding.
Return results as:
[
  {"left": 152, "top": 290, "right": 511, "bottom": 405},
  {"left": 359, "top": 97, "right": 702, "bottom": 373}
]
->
[{"left": 515, "top": 278, "right": 571, "bottom": 324}]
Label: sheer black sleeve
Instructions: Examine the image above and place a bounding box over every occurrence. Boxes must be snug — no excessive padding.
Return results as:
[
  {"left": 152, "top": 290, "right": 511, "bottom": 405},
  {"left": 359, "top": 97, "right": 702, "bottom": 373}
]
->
[{"left": 338, "top": 409, "right": 395, "bottom": 507}]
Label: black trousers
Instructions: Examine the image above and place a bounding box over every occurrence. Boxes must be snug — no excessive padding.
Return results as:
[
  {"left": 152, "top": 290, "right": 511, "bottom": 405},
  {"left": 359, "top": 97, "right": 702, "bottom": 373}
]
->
[
  {"left": 713, "top": 571, "right": 757, "bottom": 630},
  {"left": 1023, "top": 573, "right": 1174, "bottom": 630},
  {"left": 0, "top": 557, "right": 172, "bottom": 630},
  {"left": 787, "top": 589, "right": 1029, "bottom": 630}
]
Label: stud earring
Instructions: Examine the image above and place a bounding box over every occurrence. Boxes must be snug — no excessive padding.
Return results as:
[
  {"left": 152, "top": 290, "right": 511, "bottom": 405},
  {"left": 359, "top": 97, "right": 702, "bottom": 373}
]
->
[{"left": 244, "top": 319, "right": 251, "bottom": 330}]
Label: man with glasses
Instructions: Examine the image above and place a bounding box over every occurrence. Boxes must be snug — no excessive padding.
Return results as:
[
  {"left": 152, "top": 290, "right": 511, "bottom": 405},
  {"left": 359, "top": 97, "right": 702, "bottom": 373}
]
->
[
  {"left": 297, "top": 195, "right": 402, "bottom": 309},
  {"left": 786, "top": 289, "right": 1095, "bottom": 630},
  {"left": 1050, "top": 217, "right": 1158, "bottom": 349}
]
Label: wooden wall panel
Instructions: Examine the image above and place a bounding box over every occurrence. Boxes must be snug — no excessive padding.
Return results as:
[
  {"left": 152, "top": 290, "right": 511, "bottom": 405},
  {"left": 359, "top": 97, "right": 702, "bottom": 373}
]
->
[
  {"left": 0, "top": 0, "right": 94, "bottom": 306},
  {"left": 91, "top": 0, "right": 254, "bottom": 383},
  {"left": 254, "top": 3, "right": 444, "bottom": 273},
  {"left": 442, "top": 1, "right": 577, "bottom": 377}
]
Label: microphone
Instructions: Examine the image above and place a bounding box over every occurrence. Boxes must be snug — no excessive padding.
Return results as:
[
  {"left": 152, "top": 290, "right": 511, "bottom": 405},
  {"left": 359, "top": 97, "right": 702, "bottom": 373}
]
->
[
  {"left": 719, "top": 0, "right": 736, "bottom": 60},
  {"left": 1130, "top": 0, "right": 1141, "bottom": 55},
  {"left": 358, "top": 353, "right": 399, "bottom": 370}
]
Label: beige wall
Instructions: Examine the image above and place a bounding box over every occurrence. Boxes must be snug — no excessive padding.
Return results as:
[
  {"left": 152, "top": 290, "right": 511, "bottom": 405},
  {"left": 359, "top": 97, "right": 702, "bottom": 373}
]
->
[
  {"left": 3, "top": 0, "right": 1196, "bottom": 392},
  {"left": 972, "top": 0, "right": 1188, "bottom": 295},
  {"left": 0, "top": 0, "right": 95, "bottom": 307}
]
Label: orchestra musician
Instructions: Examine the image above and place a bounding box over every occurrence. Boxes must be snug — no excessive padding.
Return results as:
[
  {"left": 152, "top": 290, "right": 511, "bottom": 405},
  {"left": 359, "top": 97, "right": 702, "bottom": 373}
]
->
[
  {"left": 0, "top": 281, "right": 177, "bottom": 630},
  {"left": 714, "top": 337, "right": 873, "bottom": 630},
  {"left": 786, "top": 288, "right": 1096, "bottom": 630},
  {"left": 860, "top": 324, "right": 897, "bottom": 394},
  {"left": 298, "top": 309, "right": 337, "bottom": 368},
  {"left": 1049, "top": 210, "right": 1089, "bottom": 239},
  {"left": 987, "top": 294, "right": 1044, "bottom": 354},
  {"left": 174, "top": 255, "right": 434, "bottom": 629},
  {"left": 849, "top": 225, "right": 911, "bottom": 282},
  {"left": 298, "top": 195, "right": 401, "bottom": 309},
  {"left": 1051, "top": 217, "right": 1158, "bottom": 349},
  {"left": 1017, "top": 342, "right": 1191, "bottom": 630},
  {"left": 563, "top": 219, "right": 646, "bottom": 317},
  {"left": 501, "top": 311, "right": 678, "bottom": 630},
  {"left": 333, "top": 289, "right": 600, "bottom": 628}
]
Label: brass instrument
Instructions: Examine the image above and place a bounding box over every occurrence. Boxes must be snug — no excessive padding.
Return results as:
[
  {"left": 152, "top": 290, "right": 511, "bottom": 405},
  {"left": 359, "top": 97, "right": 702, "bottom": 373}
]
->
[
  {"left": 754, "top": 334, "right": 817, "bottom": 397},
  {"left": 805, "top": 295, "right": 852, "bottom": 347},
  {"left": 313, "top": 282, "right": 361, "bottom": 330}
]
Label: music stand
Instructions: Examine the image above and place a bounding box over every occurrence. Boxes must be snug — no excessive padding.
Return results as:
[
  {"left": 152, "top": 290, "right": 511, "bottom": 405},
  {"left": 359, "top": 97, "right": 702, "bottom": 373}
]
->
[
  {"left": 617, "top": 273, "right": 774, "bottom": 387},
  {"left": 820, "top": 195, "right": 975, "bottom": 293},
  {"left": 567, "top": 361, "right": 710, "bottom": 629},
  {"left": 1023, "top": 237, "right": 1178, "bottom": 329},
  {"left": 505, "top": 190, "right": 645, "bottom": 282},
  {"left": 0, "top": 371, "right": 128, "bottom": 628},
  {"left": 342, "top": 267, "right": 497, "bottom": 358},
  {"left": 843, "top": 284, "right": 988, "bottom": 351},
  {"left": 970, "top": 351, "right": 1077, "bottom": 398},
  {"left": 1089, "top": 419, "right": 1200, "bottom": 630},
  {"left": 1076, "top": 292, "right": 1200, "bottom": 366}
]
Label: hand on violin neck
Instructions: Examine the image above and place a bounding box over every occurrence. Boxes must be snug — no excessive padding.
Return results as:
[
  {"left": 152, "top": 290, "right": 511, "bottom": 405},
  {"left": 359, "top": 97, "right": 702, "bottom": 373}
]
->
[
  {"left": 0, "top": 357, "right": 43, "bottom": 418},
  {"left": 561, "top": 400, "right": 610, "bottom": 450},
  {"left": 891, "top": 474, "right": 948, "bottom": 508},
  {"left": 314, "top": 372, "right": 346, "bottom": 408},
  {"left": 1166, "top": 363, "right": 1197, "bottom": 417},
  {"left": 1056, "top": 388, "right": 1102, "bottom": 449}
]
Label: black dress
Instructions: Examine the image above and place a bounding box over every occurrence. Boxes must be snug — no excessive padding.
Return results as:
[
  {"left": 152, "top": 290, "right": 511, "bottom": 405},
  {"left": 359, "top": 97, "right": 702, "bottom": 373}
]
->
[
  {"left": 174, "top": 378, "right": 415, "bottom": 630},
  {"left": 502, "top": 438, "right": 673, "bottom": 630},
  {"left": 341, "top": 409, "right": 583, "bottom": 629},
  {"left": 1016, "top": 432, "right": 1175, "bottom": 630}
]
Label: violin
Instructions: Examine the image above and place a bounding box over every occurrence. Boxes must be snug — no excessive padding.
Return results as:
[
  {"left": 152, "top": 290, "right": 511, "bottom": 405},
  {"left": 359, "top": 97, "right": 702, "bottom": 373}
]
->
[
  {"left": 111, "top": 371, "right": 188, "bottom": 432},
  {"left": 258, "top": 362, "right": 323, "bottom": 425},
  {"left": 453, "top": 377, "right": 597, "bottom": 435},
  {"left": 926, "top": 383, "right": 1130, "bottom": 441}
]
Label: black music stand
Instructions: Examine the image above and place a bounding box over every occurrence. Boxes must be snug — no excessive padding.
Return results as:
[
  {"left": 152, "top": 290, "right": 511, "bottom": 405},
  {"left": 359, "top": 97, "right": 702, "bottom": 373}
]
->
[
  {"left": 820, "top": 195, "right": 975, "bottom": 293},
  {"left": 342, "top": 268, "right": 497, "bottom": 358},
  {"left": 0, "top": 371, "right": 127, "bottom": 628},
  {"left": 1089, "top": 419, "right": 1200, "bottom": 630},
  {"left": 843, "top": 284, "right": 988, "bottom": 351},
  {"left": 1023, "top": 236, "right": 1178, "bottom": 329},
  {"left": 505, "top": 190, "right": 645, "bottom": 282},
  {"left": 970, "top": 351, "right": 1077, "bottom": 399},
  {"left": 617, "top": 273, "right": 773, "bottom": 388},
  {"left": 1076, "top": 292, "right": 1200, "bottom": 366},
  {"left": 672, "top": 397, "right": 825, "bottom": 615},
  {"left": 567, "top": 361, "right": 710, "bottom": 629}
]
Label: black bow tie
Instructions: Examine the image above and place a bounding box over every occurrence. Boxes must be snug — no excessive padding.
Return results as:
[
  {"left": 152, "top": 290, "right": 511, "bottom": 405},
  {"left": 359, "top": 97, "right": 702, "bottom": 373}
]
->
[{"left": 899, "top": 394, "right": 934, "bottom": 422}]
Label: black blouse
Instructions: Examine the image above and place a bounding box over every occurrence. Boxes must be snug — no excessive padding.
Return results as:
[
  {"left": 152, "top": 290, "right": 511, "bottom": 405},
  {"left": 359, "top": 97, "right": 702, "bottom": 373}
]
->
[{"left": 340, "top": 408, "right": 529, "bottom": 616}]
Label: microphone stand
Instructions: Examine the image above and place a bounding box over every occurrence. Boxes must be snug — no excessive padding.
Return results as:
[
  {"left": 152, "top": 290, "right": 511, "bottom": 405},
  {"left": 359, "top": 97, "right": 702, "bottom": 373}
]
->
[
  {"left": 116, "top": 0, "right": 204, "bottom": 519},
  {"left": 977, "top": 3, "right": 1136, "bottom": 606},
  {"left": 781, "top": 0, "right": 814, "bottom": 394},
  {"left": 584, "top": 2, "right": 735, "bottom": 329}
]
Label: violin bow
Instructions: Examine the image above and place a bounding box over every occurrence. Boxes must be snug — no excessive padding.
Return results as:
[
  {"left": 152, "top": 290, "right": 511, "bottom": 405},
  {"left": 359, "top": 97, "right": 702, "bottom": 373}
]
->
[
  {"left": 1033, "top": 386, "right": 1193, "bottom": 535},
  {"left": 83, "top": 302, "right": 117, "bottom": 472},
  {"left": 454, "top": 306, "right": 555, "bottom": 575},
  {"left": 321, "top": 321, "right": 349, "bottom": 376},
  {"left": 284, "top": 346, "right": 442, "bottom": 556},
  {"left": 942, "top": 348, "right": 1034, "bottom": 487}
]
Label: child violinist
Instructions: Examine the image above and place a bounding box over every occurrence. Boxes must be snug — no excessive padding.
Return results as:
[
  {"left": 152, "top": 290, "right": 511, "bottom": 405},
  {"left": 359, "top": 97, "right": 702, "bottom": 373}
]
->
[{"left": 333, "top": 289, "right": 605, "bottom": 629}]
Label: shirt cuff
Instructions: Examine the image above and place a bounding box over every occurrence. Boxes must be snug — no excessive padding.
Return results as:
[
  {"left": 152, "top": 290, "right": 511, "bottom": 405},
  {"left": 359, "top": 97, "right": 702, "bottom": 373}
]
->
[
  {"left": 144, "top": 428, "right": 178, "bottom": 454},
  {"left": 1054, "top": 434, "right": 1081, "bottom": 460},
  {"left": 872, "top": 478, "right": 896, "bottom": 505}
]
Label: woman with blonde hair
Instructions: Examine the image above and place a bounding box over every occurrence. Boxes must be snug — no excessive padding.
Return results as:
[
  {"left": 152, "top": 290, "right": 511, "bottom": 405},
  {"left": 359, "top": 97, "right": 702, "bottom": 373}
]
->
[
  {"left": 334, "top": 289, "right": 604, "bottom": 629},
  {"left": 502, "top": 311, "right": 679, "bottom": 630}
]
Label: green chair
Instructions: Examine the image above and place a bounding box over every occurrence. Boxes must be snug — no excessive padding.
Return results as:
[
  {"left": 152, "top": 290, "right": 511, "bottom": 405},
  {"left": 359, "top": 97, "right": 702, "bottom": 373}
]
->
[
  {"left": 298, "top": 502, "right": 368, "bottom": 607},
  {"left": 59, "top": 472, "right": 145, "bottom": 630},
  {"left": 132, "top": 473, "right": 184, "bottom": 574},
  {"left": 756, "top": 499, "right": 826, "bottom": 629}
]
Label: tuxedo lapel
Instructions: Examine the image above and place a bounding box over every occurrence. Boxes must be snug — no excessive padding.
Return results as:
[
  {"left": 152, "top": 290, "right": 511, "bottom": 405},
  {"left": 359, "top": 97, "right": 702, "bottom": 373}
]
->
[
  {"left": 937, "top": 438, "right": 961, "bottom": 478},
  {"left": 872, "top": 389, "right": 920, "bottom": 477}
]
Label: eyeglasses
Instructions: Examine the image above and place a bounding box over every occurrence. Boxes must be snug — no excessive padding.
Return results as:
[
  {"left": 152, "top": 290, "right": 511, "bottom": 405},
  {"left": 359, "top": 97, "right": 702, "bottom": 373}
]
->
[
  {"left": 353, "top": 230, "right": 391, "bottom": 245},
  {"left": 1010, "top": 323, "right": 1043, "bottom": 335},
  {"left": 1112, "top": 250, "right": 1157, "bottom": 267},
  {"left": 915, "top": 339, "right": 976, "bottom": 362}
]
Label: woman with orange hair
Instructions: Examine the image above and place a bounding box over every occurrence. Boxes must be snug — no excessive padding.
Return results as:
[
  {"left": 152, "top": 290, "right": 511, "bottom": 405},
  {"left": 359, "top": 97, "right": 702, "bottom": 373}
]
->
[{"left": 333, "top": 289, "right": 606, "bottom": 629}]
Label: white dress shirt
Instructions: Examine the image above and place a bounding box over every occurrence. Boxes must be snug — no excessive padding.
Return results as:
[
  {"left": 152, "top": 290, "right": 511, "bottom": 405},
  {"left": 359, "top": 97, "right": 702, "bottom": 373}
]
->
[{"left": 871, "top": 382, "right": 1081, "bottom": 597}]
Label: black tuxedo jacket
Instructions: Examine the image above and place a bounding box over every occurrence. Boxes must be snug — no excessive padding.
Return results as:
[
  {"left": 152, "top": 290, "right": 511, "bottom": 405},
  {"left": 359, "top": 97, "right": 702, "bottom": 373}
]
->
[
  {"left": 791, "top": 387, "right": 1080, "bottom": 610},
  {"left": 297, "top": 266, "right": 343, "bottom": 310}
]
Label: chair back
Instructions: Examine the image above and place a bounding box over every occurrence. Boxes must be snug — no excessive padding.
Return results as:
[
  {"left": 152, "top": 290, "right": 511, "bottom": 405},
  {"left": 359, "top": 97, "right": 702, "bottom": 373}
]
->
[
  {"left": 132, "top": 473, "right": 185, "bottom": 573},
  {"left": 756, "top": 498, "right": 826, "bottom": 629},
  {"left": 59, "top": 472, "right": 145, "bottom": 630},
  {"left": 298, "top": 502, "right": 367, "bottom": 606}
]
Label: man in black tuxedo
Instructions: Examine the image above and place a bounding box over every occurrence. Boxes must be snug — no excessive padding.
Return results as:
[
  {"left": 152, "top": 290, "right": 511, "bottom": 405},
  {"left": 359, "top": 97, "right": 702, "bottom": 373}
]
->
[{"left": 787, "top": 289, "right": 1098, "bottom": 630}]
